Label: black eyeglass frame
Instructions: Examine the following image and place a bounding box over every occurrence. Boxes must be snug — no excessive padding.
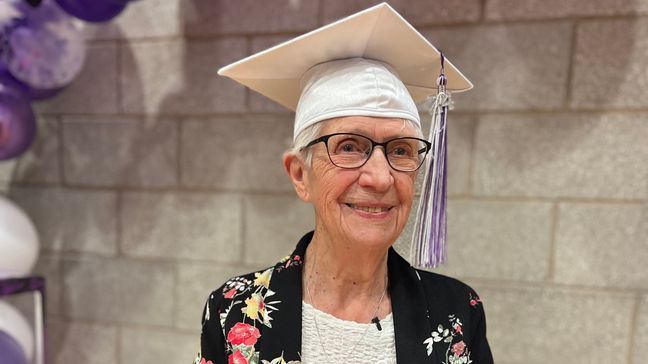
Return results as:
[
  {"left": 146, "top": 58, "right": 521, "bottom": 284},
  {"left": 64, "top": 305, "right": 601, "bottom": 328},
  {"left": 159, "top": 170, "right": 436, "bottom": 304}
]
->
[{"left": 300, "top": 132, "right": 432, "bottom": 172}]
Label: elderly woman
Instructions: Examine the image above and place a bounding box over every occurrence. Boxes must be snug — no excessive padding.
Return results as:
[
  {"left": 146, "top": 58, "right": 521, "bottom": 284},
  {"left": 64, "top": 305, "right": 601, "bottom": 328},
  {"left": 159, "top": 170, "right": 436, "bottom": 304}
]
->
[{"left": 196, "top": 4, "right": 492, "bottom": 364}]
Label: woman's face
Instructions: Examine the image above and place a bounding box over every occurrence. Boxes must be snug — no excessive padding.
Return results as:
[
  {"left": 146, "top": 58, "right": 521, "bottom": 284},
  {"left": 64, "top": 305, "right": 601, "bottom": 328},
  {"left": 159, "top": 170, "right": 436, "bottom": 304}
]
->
[{"left": 303, "top": 116, "right": 419, "bottom": 250}]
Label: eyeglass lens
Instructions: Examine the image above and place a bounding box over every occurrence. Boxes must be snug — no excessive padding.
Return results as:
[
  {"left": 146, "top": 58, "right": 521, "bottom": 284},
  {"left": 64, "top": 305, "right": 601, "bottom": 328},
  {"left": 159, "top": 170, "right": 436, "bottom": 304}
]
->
[{"left": 326, "top": 134, "right": 427, "bottom": 171}]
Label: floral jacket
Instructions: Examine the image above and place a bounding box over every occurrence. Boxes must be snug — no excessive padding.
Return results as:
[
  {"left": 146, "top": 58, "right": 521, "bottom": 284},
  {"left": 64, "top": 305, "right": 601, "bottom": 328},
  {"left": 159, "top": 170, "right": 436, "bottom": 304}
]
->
[{"left": 196, "top": 232, "right": 493, "bottom": 364}]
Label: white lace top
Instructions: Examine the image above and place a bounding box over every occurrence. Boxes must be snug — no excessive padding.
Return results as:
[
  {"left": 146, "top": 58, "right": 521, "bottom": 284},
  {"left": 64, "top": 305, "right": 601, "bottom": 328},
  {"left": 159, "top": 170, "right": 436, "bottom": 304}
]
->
[{"left": 301, "top": 302, "right": 397, "bottom": 363}]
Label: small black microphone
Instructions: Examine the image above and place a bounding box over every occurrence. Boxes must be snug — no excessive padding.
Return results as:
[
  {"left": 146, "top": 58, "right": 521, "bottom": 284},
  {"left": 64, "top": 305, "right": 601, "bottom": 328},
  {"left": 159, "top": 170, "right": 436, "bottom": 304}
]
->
[{"left": 371, "top": 316, "right": 382, "bottom": 331}]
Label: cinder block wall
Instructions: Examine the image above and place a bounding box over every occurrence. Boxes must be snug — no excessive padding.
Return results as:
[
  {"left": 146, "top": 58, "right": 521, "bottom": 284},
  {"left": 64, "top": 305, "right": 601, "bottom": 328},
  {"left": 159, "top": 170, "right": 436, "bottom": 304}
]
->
[{"left": 1, "top": 1, "right": 646, "bottom": 363}]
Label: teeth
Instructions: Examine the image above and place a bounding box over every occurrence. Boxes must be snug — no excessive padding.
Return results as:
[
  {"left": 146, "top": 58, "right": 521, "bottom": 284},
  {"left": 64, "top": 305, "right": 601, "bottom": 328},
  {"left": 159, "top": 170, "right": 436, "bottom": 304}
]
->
[{"left": 348, "top": 204, "right": 390, "bottom": 213}]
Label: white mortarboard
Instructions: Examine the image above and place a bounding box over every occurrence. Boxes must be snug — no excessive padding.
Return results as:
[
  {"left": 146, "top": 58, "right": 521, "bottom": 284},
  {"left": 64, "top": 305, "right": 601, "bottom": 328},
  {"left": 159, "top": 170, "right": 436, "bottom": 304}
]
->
[
  {"left": 218, "top": 2, "right": 471, "bottom": 137},
  {"left": 218, "top": 2, "right": 472, "bottom": 269}
]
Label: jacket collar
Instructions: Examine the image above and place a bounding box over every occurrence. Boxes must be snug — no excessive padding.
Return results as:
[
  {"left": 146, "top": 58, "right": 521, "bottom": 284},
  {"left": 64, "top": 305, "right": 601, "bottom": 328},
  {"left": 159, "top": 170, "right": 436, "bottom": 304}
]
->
[
  {"left": 255, "top": 232, "right": 309, "bottom": 361},
  {"left": 388, "top": 247, "right": 438, "bottom": 362}
]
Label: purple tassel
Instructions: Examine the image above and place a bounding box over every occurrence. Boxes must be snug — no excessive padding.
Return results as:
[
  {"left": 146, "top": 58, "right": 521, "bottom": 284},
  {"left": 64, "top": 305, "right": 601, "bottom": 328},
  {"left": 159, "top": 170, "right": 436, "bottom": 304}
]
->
[{"left": 410, "top": 55, "right": 450, "bottom": 269}]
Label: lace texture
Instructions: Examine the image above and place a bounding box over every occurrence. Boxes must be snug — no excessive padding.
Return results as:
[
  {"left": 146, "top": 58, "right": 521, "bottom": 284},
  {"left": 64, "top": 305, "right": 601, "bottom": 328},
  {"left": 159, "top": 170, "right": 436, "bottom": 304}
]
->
[{"left": 301, "top": 302, "right": 397, "bottom": 363}]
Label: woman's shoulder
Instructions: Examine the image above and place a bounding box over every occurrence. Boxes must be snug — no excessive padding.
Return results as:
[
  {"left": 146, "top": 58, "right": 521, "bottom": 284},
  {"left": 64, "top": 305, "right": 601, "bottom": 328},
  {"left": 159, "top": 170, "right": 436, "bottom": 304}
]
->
[
  {"left": 412, "top": 268, "right": 484, "bottom": 311},
  {"left": 201, "top": 266, "right": 275, "bottom": 332},
  {"left": 205, "top": 267, "right": 270, "bottom": 307},
  {"left": 204, "top": 254, "right": 303, "bottom": 310},
  {"left": 389, "top": 247, "right": 483, "bottom": 310},
  {"left": 412, "top": 269, "right": 493, "bottom": 362}
]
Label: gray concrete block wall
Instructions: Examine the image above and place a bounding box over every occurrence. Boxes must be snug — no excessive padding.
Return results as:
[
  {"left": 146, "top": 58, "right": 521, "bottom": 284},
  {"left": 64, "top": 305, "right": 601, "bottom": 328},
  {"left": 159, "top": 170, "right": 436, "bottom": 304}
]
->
[
  {"left": 474, "top": 284, "right": 636, "bottom": 363},
  {"left": 35, "top": 44, "right": 119, "bottom": 114},
  {"left": 424, "top": 22, "right": 573, "bottom": 111},
  {"left": 0, "top": 1, "right": 646, "bottom": 363}
]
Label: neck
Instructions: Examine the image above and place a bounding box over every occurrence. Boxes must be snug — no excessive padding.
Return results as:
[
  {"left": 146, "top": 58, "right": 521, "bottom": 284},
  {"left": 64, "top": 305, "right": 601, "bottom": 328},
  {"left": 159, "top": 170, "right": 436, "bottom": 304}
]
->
[
  {"left": 309, "top": 227, "right": 389, "bottom": 286},
  {"left": 303, "top": 228, "right": 391, "bottom": 321}
]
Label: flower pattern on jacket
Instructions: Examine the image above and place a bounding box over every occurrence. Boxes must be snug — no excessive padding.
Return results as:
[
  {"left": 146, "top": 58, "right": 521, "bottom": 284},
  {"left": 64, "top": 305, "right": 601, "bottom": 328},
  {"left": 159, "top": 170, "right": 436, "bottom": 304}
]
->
[
  {"left": 424, "top": 315, "right": 472, "bottom": 364},
  {"left": 224, "top": 267, "right": 280, "bottom": 362},
  {"left": 195, "top": 234, "right": 493, "bottom": 364},
  {"left": 195, "top": 254, "right": 303, "bottom": 364},
  {"left": 423, "top": 294, "right": 482, "bottom": 364},
  {"left": 227, "top": 322, "right": 261, "bottom": 346},
  {"left": 469, "top": 292, "right": 481, "bottom": 308}
]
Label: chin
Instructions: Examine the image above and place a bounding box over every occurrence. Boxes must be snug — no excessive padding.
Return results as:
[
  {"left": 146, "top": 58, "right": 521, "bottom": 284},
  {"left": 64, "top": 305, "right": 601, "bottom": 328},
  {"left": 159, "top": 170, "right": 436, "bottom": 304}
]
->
[{"left": 341, "top": 224, "right": 400, "bottom": 250}]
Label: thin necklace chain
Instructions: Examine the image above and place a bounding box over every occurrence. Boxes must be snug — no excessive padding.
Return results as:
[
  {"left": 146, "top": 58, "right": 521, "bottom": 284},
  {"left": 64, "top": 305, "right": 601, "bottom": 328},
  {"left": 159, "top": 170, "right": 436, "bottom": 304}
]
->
[{"left": 304, "top": 244, "right": 388, "bottom": 357}]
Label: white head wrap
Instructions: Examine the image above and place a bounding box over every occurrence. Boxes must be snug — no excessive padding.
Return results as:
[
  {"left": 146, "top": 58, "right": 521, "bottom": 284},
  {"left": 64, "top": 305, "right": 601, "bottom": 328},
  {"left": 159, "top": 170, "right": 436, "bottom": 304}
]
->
[{"left": 293, "top": 58, "right": 420, "bottom": 140}]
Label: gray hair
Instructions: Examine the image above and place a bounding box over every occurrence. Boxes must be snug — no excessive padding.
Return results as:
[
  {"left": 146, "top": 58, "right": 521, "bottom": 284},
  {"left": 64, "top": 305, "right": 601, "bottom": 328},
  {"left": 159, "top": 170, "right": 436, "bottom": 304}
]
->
[
  {"left": 289, "top": 122, "right": 323, "bottom": 167},
  {"left": 288, "top": 118, "right": 423, "bottom": 168}
]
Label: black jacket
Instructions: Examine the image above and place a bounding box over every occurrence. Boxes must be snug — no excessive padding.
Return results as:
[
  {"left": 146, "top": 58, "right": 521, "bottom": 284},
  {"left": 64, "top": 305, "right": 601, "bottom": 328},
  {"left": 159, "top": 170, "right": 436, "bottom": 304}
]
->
[{"left": 198, "top": 231, "right": 494, "bottom": 363}]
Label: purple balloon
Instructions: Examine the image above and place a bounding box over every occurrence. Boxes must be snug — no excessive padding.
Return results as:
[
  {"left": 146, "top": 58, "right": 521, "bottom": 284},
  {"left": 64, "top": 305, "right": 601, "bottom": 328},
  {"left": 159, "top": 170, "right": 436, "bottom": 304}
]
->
[
  {"left": 1, "top": 0, "right": 85, "bottom": 100},
  {"left": 0, "top": 84, "right": 36, "bottom": 161},
  {"left": 0, "top": 70, "right": 61, "bottom": 101},
  {"left": 54, "top": 0, "right": 130, "bottom": 22},
  {"left": 0, "top": 330, "right": 28, "bottom": 364}
]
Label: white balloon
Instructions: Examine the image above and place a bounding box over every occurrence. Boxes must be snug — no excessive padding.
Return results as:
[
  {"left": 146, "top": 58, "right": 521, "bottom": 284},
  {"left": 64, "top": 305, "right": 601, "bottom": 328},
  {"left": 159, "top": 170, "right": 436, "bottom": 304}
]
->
[
  {"left": 0, "top": 196, "right": 39, "bottom": 278},
  {"left": 0, "top": 301, "right": 34, "bottom": 361}
]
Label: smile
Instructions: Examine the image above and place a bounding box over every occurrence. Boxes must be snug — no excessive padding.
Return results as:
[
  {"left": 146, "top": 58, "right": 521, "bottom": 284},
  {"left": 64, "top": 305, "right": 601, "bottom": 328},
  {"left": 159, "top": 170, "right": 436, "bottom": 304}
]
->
[{"left": 345, "top": 203, "right": 393, "bottom": 213}]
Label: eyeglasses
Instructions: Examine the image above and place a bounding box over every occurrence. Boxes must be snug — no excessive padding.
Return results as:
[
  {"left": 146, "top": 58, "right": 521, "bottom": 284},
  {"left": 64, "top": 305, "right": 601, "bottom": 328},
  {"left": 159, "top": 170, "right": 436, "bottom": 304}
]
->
[{"left": 301, "top": 133, "right": 432, "bottom": 172}]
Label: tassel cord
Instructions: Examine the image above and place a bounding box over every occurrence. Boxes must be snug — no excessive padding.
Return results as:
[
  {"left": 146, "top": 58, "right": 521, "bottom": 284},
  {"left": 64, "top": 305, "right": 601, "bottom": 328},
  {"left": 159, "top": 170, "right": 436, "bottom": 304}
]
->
[{"left": 410, "top": 91, "right": 450, "bottom": 268}]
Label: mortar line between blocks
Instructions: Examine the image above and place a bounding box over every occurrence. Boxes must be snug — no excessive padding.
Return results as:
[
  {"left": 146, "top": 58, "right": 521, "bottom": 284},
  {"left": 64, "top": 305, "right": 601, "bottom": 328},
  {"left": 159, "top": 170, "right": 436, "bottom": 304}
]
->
[
  {"left": 176, "top": 119, "right": 183, "bottom": 186},
  {"left": 171, "top": 261, "right": 181, "bottom": 329},
  {"left": 55, "top": 253, "right": 65, "bottom": 324},
  {"left": 116, "top": 190, "right": 124, "bottom": 257},
  {"left": 466, "top": 116, "right": 479, "bottom": 196},
  {"left": 243, "top": 36, "right": 253, "bottom": 112},
  {"left": 35, "top": 108, "right": 648, "bottom": 120},
  {"left": 458, "top": 278, "right": 648, "bottom": 296},
  {"left": 627, "top": 295, "right": 642, "bottom": 363},
  {"left": 545, "top": 202, "right": 560, "bottom": 281},
  {"left": 116, "top": 40, "right": 123, "bottom": 114},
  {"left": 564, "top": 20, "right": 579, "bottom": 108},
  {"left": 57, "top": 116, "right": 68, "bottom": 187},
  {"left": 175, "top": 0, "right": 183, "bottom": 40},
  {"left": 240, "top": 194, "right": 247, "bottom": 264},
  {"left": 92, "top": 16, "right": 642, "bottom": 41},
  {"left": 116, "top": 324, "right": 122, "bottom": 364},
  {"left": 316, "top": 0, "right": 325, "bottom": 26},
  {"left": 6, "top": 180, "right": 646, "bottom": 204},
  {"left": 473, "top": 13, "right": 648, "bottom": 27},
  {"left": 479, "top": 0, "right": 487, "bottom": 22}
]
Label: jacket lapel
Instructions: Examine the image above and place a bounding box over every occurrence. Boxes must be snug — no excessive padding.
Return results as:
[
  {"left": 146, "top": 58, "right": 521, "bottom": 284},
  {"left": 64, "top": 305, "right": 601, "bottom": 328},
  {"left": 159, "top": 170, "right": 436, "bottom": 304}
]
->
[
  {"left": 256, "top": 232, "right": 311, "bottom": 362},
  {"left": 389, "top": 248, "right": 437, "bottom": 363}
]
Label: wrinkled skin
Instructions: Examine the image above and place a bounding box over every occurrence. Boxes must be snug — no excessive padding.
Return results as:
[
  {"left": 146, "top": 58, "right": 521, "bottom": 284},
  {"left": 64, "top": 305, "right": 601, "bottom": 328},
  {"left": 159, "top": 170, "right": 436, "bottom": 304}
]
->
[{"left": 284, "top": 116, "right": 419, "bottom": 257}]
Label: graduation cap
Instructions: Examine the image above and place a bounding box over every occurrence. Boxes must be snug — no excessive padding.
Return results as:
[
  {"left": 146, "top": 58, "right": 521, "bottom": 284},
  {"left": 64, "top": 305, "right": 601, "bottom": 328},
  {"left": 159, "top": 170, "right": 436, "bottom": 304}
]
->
[{"left": 218, "top": 2, "right": 473, "bottom": 269}]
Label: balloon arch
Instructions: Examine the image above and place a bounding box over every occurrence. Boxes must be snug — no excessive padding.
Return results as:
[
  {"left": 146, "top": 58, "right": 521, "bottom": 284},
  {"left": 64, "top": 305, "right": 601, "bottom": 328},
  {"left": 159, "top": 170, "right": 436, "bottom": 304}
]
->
[
  {"left": 1, "top": 1, "right": 136, "bottom": 363},
  {"left": 0, "top": 0, "right": 136, "bottom": 161}
]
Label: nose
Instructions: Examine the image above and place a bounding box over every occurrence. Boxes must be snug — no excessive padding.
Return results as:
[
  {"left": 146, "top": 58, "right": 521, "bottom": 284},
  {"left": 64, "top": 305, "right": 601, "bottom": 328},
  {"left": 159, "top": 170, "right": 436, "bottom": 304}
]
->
[{"left": 357, "top": 147, "right": 394, "bottom": 192}]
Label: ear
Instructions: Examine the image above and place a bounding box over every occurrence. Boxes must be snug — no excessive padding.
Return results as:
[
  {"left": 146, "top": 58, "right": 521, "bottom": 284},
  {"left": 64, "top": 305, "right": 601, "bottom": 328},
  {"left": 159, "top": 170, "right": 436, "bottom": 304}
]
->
[{"left": 283, "top": 152, "right": 311, "bottom": 202}]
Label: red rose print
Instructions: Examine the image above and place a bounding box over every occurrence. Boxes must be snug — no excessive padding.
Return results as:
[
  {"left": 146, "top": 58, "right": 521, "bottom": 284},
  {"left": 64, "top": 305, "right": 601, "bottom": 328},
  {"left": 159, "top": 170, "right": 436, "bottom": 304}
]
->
[
  {"left": 451, "top": 341, "right": 466, "bottom": 356},
  {"left": 228, "top": 351, "right": 248, "bottom": 364},
  {"left": 200, "top": 358, "right": 214, "bottom": 364},
  {"left": 227, "top": 322, "right": 261, "bottom": 346},
  {"left": 224, "top": 288, "right": 237, "bottom": 299},
  {"left": 469, "top": 299, "right": 478, "bottom": 306}
]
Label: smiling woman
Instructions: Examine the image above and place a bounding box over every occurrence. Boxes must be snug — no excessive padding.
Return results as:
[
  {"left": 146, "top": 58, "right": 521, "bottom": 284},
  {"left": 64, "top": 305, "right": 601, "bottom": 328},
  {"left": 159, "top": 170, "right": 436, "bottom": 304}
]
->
[
  {"left": 287, "top": 117, "right": 422, "bottom": 254},
  {"left": 196, "top": 3, "right": 493, "bottom": 364}
]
